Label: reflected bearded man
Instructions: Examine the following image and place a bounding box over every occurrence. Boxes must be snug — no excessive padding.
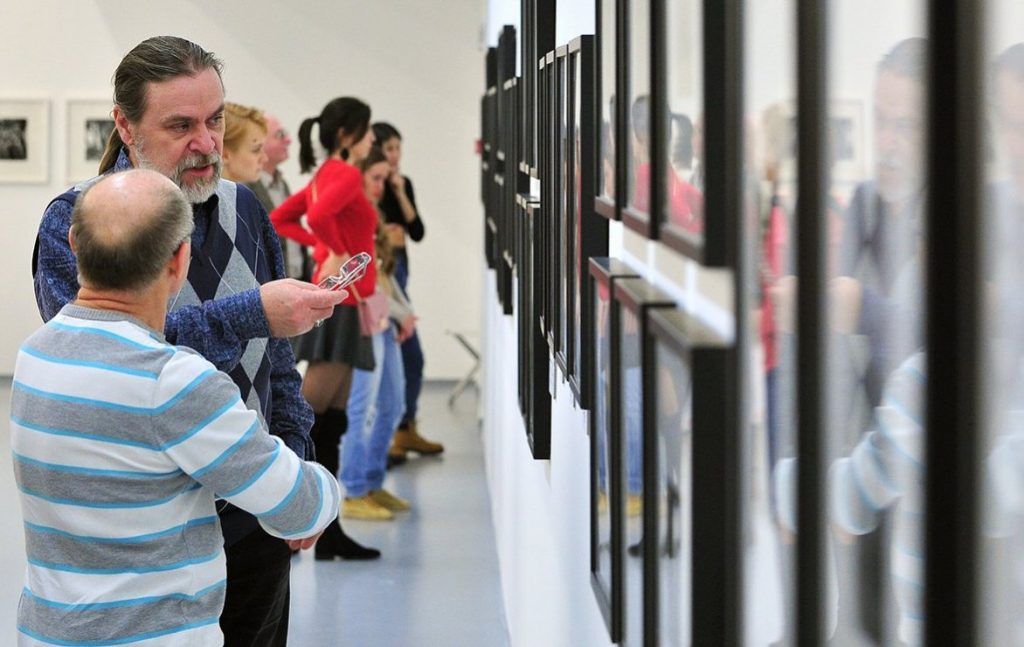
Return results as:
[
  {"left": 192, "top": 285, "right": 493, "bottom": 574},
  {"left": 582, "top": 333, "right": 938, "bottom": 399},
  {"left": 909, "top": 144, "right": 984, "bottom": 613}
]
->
[{"left": 32, "top": 36, "right": 350, "bottom": 646}]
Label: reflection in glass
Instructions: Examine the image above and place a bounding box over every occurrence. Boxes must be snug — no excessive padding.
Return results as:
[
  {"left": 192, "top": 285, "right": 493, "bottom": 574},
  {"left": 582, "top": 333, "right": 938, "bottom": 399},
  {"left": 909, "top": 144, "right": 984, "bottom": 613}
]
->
[
  {"left": 824, "top": 17, "right": 928, "bottom": 645},
  {"left": 620, "top": 306, "right": 644, "bottom": 646},
  {"left": 654, "top": 340, "right": 693, "bottom": 646},
  {"left": 627, "top": 0, "right": 650, "bottom": 215},
  {"left": 599, "top": 0, "right": 616, "bottom": 202},
  {"left": 981, "top": 3, "right": 1024, "bottom": 642},
  {"left": 560, "top": 55, "right": 570, "bottom": 362},
  {"left": 745, "top": 0, "right": 797, "bottom": 644},
  {"left": 594, "top": 280, "right": 614, "bottom": 598},
  {"left": 572, "top": 54, "right": 584, "bottom": 379},
  {"left": 663, "top": 0, "right": 704, "bottom": 242}
]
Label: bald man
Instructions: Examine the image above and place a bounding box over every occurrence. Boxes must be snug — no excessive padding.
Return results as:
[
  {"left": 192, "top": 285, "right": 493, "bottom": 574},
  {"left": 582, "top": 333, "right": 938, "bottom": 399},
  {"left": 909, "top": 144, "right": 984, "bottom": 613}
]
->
[{"left": 11, "top": 170, "right": 341, "bottom": 647}]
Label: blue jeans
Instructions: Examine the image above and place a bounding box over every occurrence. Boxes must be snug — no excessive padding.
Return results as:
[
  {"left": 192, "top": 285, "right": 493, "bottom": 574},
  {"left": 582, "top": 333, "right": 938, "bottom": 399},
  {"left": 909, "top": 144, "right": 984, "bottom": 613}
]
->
[
  {"left": 394, "top": 254, "right": 424, "bottom": 424},
  {"left": 340, "top": 328, "right": 407, "bottom": 496}
]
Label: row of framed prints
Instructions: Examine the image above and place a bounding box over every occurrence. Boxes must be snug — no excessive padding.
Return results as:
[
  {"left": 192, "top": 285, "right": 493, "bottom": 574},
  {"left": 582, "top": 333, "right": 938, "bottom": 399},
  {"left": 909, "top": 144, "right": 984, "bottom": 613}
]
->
[
  {"left": 0, "top": 98, "right": 114, "bottom": 184},
  {"left": 588, "top": 258, "right": 731, "bottom": 645}
]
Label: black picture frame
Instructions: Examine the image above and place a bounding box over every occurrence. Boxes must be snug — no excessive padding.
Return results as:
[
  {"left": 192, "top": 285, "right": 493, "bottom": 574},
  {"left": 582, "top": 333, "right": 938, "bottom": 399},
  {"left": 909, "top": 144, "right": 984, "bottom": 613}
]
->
[
  {"left": 621, "top": 0, "right": 654, "bottom": 237},
  {"left": 483, "top": 85, "right": 498, "bottom": 271},
  {"left": 568, "top": 35, "right": 610, "bottom": 409},
  {"left": 554, "top": 44, "right": 570, "bottom": 377},
  {"left": 588, "top": 257, "right": 640, "bottom": 642},
  {"left": 519, "top": 0, "right": 535, "bottom": 176},
  {"left": 644, "top": 307, "right": 731, "bottom": 646},
  {"left": 595, "top": 0, "right": 620, "bottom": 221},
  {"left": 525, "top": 200, "right": 552, "bottom": 459},
  {"left": 538, "top": 51, "right": 553, "bottom": 341},
  {"left": 612, "top": 277, "right": 677, "bottom": 647},
  {"left": 494, "top": 26, "right": 517, "bottom": 315}
]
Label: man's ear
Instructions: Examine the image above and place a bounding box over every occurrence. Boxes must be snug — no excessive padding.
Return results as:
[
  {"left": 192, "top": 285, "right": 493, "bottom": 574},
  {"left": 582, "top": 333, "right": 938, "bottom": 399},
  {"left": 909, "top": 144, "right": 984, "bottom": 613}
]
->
[
  {"left": 169, "top": 240, "right": 191, "bottom": 282},
  {"left": 67, "top": 224, "right": 77, "bottom": 254},
  {"left": 112, "top": 106, "right": 135, "bottom": 147}
]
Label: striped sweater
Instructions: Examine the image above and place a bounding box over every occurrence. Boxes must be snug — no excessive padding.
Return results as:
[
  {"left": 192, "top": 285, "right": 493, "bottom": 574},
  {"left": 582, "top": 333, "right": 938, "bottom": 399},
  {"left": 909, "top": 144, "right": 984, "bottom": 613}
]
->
[{"left": 10, "top": 304, "right": 340, "bottom": 646}]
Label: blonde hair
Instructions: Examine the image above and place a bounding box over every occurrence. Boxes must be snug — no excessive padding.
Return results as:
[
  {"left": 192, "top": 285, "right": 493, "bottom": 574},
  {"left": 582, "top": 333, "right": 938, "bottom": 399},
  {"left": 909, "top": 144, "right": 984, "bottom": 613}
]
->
[{"left": 223, "top": 102, "right": 267, "bottom": 153}]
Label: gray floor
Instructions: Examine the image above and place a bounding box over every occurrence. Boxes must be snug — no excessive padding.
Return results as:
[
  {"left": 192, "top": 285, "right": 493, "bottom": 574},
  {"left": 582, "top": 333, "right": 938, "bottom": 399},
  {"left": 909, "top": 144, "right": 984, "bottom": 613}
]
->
[{"left": 0, "top": 379, "right": 508, "bottom": 647}]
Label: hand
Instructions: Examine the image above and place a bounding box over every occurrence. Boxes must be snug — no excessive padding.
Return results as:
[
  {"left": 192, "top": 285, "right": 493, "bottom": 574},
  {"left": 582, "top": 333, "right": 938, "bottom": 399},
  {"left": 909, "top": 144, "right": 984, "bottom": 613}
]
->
[
  {"left": 396, "top": 315, "right": 417, "bottom": 343},
  {"left": 389, "top": 170, "right": 406, "bottom": 194},
  {"left": 260, "top": 279, "right": 348, "bottom": 337},
  {"left": 286, "top": 530, "right": 323, "bottom": 551}
]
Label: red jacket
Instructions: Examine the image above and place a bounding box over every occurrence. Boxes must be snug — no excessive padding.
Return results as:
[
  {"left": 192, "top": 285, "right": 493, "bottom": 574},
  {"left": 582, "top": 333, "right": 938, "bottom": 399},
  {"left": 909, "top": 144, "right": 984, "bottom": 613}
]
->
[{"left": 271, "top": 159, "right": 378, "bottom": 304}]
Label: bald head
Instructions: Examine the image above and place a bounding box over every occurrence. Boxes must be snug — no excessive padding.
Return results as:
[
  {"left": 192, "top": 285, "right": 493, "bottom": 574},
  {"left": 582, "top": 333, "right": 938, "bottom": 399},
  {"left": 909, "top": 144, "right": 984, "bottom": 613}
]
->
[{"left": 71, "top": 169, "right": 194, "bottom": 292}]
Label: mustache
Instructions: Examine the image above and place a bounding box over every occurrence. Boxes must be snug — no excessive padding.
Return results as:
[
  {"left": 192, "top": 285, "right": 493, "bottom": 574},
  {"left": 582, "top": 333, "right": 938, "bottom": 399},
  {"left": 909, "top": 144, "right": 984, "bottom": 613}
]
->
[{"left": 174, "top": 152, "right": 221, "bottom": 176}]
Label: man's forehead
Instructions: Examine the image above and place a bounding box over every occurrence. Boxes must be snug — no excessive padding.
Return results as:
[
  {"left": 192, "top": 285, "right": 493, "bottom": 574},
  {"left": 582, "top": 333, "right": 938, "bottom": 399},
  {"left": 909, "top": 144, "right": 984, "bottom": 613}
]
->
[{"left": 144, "top": 69, "right": 225, "bottom": 119}]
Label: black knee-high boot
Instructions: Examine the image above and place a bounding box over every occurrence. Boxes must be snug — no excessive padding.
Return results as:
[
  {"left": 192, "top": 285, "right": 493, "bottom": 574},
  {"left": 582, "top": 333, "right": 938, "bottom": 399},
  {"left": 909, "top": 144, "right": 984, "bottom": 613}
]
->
[{"left": 310, "top": 408, "right": 347, "bottom": 477}]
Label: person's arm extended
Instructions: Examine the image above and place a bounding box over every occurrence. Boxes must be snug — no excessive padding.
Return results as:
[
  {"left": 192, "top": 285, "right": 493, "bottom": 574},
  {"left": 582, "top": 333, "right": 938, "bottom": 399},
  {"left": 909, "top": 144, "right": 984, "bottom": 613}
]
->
[
  {"left": 33, "top": 198, "right": 80, "bottom": 322},
  {"left": 155, "top": 350, "right": 340, "bottom": 540}
]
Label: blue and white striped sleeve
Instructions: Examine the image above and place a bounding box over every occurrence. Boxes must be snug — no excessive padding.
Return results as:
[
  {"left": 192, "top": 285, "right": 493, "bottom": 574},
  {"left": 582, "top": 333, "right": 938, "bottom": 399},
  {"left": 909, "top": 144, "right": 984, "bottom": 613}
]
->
[{"left": 152, "top": 350, "right": 340, "bottom": 539}]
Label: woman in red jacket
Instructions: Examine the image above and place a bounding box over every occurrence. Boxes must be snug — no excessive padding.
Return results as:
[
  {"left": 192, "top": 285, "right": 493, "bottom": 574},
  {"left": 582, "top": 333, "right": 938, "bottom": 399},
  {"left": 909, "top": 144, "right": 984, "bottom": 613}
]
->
[{"left": 270, "top": 96, "right": 378, "bottom": 560}]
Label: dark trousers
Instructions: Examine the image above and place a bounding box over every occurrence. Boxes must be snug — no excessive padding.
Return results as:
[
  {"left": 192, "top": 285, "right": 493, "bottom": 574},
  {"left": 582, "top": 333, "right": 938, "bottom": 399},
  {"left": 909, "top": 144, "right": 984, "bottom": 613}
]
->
[
  {"left": 394, "top": 255, "right": 424, "bottom": 424},
  {"left": 220, "top": 527, "right": 292, "bottom": 647}
]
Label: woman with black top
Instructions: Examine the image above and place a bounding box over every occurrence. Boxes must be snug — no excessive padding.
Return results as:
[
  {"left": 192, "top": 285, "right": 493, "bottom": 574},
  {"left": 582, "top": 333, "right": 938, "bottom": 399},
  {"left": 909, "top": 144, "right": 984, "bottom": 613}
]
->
[{"left": 373, "top": 122, "right": 444, "bottom": 462}]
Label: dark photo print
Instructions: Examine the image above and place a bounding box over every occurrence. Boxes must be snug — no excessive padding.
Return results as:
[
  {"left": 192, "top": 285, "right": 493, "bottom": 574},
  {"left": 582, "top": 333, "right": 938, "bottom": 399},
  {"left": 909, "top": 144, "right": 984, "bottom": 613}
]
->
[
  {"left": 0, "top": 119, "right": 28, "bottom": 160},
  {"left": 84, "top": 119, "right": 114, "bottom": 161}
]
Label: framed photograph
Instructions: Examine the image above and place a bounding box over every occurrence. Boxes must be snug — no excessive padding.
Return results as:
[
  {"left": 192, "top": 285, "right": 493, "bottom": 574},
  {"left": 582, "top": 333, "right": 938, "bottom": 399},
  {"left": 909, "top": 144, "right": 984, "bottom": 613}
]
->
[
  {"left": 555, "top": 44, "right": 570, "bottom": 377},
  {"left": 544, "top": 49, "right": 562, "bottom": 353},
  {"left": 538, "top": 53, "right": 552, "bottom": 339},
  {"left": 494, "top": 26, "right": 517, "bottom": 316},
  {"left": 594, "top": 0, "right": 619, "bottom": 220},
  {"left": 622, "top": 0, "right": 653, "bottom": 236},
  {"left": 588, "top": 257, "right": 639, "bottom": 642},
  {"left": 612, "top": 277, "right": 677, "bottom": 647},
  {"left": 569, "top": 35, "right": 610, "bottom": 409},
  {"left": 484, "top": 85, "right": 498, "bottom": 271},
  {"left": 654, "top": 0, "right": 707, "bottom": 258},
  {"left": 0, "top": 99, "right": 49, "bottom": 184},
  {"left": 525, "top": 200, "right": 552, "bottom": 459},
  {"left": 66, "top": 100, "right": 114, "bottom": 183},
  {"left": 644, "top": 307, "right": 730, "bottom": 646}
]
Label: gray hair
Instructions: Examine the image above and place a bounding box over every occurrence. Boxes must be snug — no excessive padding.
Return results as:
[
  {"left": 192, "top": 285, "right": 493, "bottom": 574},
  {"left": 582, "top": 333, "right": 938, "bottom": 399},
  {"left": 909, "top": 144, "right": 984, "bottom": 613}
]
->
[
  {"left": 99, "top": 36, "right": 224, "bottom": 173},
  {"left": 71, "top": 174, "right": 194, "bottom": 291},
  {"left": 878, "top": 37, "right": 928, "bottom": 83}
]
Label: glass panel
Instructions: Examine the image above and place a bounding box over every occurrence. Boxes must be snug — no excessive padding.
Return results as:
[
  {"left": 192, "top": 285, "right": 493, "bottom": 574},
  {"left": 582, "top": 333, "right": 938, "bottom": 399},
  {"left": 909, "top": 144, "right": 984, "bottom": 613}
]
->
[
  {"left": 980, "top": 2, "right": 1024, "bottom": 643},
  {"left": 655, "top": 338, "right": 693, "bottom": 646},
  {"left": 744, "top": 0, "right": 798, "bottom": 644},
  {"left": 560, "top": 55, "right": 570, "bottom": 361},
  {"left": 619, "top": 305, "right": 644, "bottom": 646},
  {"left": 594, "top": 279, "right": 614, "bottom": 596},
  {"left": 599, "top": 0, "right": 617, "bottom": 202},
  {"left": 663, "top": 0, "right": 704, "bottom": 241},
  {"left": 573, "top": 53, "right": 584, "bottom": 379},
  {"left": 627, "top": 0, "right": 650, "bottom": 215},
  {"left": 825, "top": 5, "right": 927, "bottom": 644}
]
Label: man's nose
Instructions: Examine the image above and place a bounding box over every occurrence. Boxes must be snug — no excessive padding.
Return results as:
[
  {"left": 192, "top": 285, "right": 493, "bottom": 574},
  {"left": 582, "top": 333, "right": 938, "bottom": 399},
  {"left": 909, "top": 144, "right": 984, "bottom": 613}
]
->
[{"left": 189, "top": 126, "right": 217, "bottom": 155}]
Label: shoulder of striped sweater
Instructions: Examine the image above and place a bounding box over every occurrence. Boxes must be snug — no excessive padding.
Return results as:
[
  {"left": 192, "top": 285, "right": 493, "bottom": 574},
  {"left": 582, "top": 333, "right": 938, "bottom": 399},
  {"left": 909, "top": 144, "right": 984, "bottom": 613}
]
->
[{"left": 47, "top": 311, "right": 172, "bottom": 351}]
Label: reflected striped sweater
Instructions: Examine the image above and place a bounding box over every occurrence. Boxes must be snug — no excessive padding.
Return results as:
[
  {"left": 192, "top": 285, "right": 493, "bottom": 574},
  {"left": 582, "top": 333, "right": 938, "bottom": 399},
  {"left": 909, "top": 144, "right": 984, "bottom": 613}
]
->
[{"left": 10, "top": 305, "right": 340, "bottom": 646}]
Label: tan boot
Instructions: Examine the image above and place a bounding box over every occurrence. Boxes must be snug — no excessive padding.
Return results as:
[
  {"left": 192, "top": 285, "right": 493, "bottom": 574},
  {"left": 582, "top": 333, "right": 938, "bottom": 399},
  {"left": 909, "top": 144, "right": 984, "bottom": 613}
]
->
[
  {"left": 370, "top": 488, "right": 411, "bottom": 512},
  {"left": 342, "top": 495, "right": 394, "bottom": 521},
  {"left": 391, "top": 420, "right": 444, "bottom": 455}
]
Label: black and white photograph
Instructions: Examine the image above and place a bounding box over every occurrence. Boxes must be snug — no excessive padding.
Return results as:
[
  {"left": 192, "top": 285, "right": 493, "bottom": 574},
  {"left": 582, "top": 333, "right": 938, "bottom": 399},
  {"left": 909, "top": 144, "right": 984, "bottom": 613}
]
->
[
  {"left": 66, "top": 100, "right": 114, "bottom": 183},
  {"left": 0, "top": 119, "right": 28, "bottom": 160},
  {"left": 0, "top": 99, "right": 48, "bottom": 183}
]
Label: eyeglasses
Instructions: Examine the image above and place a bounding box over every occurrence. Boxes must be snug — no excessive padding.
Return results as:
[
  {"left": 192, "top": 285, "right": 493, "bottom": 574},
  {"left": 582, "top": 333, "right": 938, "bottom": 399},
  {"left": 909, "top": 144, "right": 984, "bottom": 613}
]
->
[{"left": 317, "top": 252, "right": 372, "bottom": 292}]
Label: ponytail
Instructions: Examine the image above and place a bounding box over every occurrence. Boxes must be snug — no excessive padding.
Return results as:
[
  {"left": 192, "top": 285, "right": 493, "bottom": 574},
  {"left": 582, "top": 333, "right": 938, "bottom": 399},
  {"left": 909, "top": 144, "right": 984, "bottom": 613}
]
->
[
  {"left": 298, "top": 116, "right": 319, "bottom": 173},
  {"left": 98, "top": 127, "right": 125, "bottom": 174}
]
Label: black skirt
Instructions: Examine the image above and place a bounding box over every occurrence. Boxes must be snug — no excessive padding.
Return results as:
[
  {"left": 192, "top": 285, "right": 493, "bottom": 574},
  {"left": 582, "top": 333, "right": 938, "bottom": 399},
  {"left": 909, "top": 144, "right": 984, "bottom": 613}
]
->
[{"left": 291, "top": 304, "right": 375, "bottom": 371}]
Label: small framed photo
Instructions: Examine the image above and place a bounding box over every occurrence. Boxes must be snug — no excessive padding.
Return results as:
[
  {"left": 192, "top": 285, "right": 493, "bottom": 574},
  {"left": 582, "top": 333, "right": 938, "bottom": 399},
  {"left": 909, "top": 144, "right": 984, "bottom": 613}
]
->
[
  {"left": 0, "top": 99, "right": 49, "bottom": 184},
  {"left": 524, "top": 200, "right": 552, "bottom": 459},
  {"left": 66, "top": 100, "right": 114, "bottom": 183},
  {"left": 622, "top": 0, "right": 653, "bottom": 236},
  {"left": 555, "top": 44, "right": 570, "bottom": 376},
  {"left": 594, "top": 0, "right": 619, "bottom": 220},
  {"left": 568, "top": 35, "right": 609, "bottom": 408},
  {"left": 644, "top": 306, "right": 730, "bottom": 645},
  {"left": 588, "top": 257, "right": 640, "bottom": 642},
  {"left": 612, "top": 277, "right": 676, "bottom": 647}
]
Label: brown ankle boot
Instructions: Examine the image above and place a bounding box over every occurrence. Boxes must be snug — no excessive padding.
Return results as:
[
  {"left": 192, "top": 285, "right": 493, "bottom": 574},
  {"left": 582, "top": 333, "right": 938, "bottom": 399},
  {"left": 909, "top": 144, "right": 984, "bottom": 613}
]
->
[{"left": 391, "top": 420, "right": 444, "bottom": 455}]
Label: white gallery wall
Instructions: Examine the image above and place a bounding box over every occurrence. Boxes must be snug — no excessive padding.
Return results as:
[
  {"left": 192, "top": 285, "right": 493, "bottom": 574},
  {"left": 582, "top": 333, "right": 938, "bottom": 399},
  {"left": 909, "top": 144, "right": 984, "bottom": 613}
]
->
[{"left": 0, "top": 0, "right": 484, "bottom": 380}]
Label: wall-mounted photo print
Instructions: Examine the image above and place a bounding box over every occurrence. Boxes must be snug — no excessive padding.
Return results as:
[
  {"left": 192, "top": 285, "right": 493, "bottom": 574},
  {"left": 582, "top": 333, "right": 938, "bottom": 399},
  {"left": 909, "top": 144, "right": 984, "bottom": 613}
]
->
[{"left": 0, "top": 99, "right": 48, "bottom": 183}]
